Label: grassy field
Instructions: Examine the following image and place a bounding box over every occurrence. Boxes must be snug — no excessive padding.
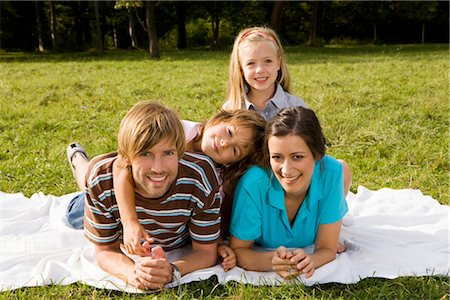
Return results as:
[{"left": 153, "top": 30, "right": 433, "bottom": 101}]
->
[{"left": 0, "top": 44, "right": 448, "bottom": 299}]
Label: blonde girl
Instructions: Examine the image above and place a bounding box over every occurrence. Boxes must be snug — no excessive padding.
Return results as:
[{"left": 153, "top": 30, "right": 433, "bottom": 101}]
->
[
  {"left": 223, "top": 26, "right": 352, "bottom": 199},
  {"left": 223, "top": 26, "right": 307, "bottom": 120}
]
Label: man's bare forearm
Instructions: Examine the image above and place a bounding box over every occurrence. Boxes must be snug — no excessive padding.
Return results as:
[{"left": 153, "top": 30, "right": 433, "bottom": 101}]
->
[
  {"left": 95, "top": 242, "right": 138, "bottom": 286},
  {"left": 171, "top": 242, "right": 218, "bottom": 276}
]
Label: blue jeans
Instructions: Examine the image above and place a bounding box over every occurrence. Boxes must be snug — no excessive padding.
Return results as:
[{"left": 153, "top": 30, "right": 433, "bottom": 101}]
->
[{"left": 66, "top": 192, "right": 85, "bottom": 229}]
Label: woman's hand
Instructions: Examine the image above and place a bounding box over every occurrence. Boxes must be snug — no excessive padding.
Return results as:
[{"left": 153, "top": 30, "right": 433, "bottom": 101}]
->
[
  {"left": 123, "top": 221, "right": 153, "bottom": 256},
  {"left": 272, "top": 246, "right": 315, "bottom": 279},
  {"left": 272, "top": 246, "right": 299, "bottom": 278},
  {"left": 290, "top": 248, "right": 315, "bottom": 278},
  {"left": 218, "top": 244, "right": 236, "bottom": 271}
]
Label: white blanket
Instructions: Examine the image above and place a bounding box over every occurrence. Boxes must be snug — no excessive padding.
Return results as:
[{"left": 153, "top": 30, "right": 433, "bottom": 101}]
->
[{"left": 1, "top": 186, "right": 449, "bottom": 292}]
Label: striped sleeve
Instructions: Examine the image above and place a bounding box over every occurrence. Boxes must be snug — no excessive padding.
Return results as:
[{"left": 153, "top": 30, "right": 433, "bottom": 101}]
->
[
  {"left": 83, "top": 154, "right": 121, "bottom": 245},
  {"left": 183, "top": 153, "right": 222, "bottom": 244}
]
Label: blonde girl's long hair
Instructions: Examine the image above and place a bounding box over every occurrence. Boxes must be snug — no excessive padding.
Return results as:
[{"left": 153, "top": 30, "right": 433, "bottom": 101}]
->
[{"left": 223, "top": 26, "right": 291, "bottom": 111}]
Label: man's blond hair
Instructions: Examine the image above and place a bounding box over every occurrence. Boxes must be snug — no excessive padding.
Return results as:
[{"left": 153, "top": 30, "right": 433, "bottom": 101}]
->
[{"left": 118, "top": 101, "right": 185, "bottom": 160}]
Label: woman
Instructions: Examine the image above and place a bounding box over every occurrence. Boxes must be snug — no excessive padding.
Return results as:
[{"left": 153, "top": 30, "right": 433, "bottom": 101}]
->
[{"left": 229, "top": 106, "right": 348, "bottom": 279}]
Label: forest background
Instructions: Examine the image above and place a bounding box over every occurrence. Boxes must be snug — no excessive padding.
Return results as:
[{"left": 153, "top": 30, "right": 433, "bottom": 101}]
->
[{"left": 1, "top": 1, "right": 449, "bottom": 55}]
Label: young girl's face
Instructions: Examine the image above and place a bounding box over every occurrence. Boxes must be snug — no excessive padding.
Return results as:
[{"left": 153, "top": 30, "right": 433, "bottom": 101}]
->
[
  {"left": 201, "top": 122, "right": 253, "bottom": 165},
  {"left": 239, "top": 40, "right": 280, "bottom": 94}
]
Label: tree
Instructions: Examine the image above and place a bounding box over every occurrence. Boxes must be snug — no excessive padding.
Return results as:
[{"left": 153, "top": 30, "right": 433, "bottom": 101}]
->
[
  {"left": 114, "top": 0, "right": 142, "bottom": 49},
  {"left": 175, "top": 2, "right": 187, "bottom": 49},
  {"left": 205, "top": 2, "right": 224, "bottom": 50},
  {"left": 35, "top": 0, "right": 44, "bottom": 52},
  {"left": 307, "top": 0, "right": 318, "bottom": 46},
  {"left": 146, "top": 1, "right": 159, "bottom": 58},
  {"left": 398, "top": 2, "right": 438, "bottom": 44},
  {"left": 72, "top": 1, "right": 91, "bottom": 51},
  {"left": 271, "top": 1, "right": 283, "bottom": 31},
  {"left": 93, "top": 1, "right": 103, "bottom": 53},
  {"left": 48, "top": 0, "right": 58, "bottom": 51}
]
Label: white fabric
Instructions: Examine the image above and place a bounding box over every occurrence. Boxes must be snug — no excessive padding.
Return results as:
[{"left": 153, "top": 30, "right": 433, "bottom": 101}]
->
[
  {"left": 181, "top": 120, "right": 201, "bottom": 144},
  {"left": 1, "top": 186, "right": 449, "bottom": 292}
]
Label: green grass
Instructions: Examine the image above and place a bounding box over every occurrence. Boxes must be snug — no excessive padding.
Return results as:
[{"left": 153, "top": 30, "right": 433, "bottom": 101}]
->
[{"left": 0, "top": 45, "right": 448, "bottom": 299}]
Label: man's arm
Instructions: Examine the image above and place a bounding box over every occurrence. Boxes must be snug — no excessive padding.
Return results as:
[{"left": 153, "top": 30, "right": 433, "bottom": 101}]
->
[
  {"left": 94, "top": 241, "right": 146, "bottom": 289},
  {"left": 171, "top": 240, "right": 218, "bottom": 277},
  {"left": 96, "top": 241, "right": 178, "bottom": 290}
]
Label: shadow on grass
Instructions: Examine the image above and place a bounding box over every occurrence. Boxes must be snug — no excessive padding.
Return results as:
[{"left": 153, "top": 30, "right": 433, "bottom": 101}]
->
[{"left": 0, "top": 44, "right": 447, "bottom": 65}]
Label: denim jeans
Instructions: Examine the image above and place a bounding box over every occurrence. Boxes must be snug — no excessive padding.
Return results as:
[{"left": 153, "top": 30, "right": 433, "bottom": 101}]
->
[{"left": 66, "top": 192, "right": 85, "bottom": 229}]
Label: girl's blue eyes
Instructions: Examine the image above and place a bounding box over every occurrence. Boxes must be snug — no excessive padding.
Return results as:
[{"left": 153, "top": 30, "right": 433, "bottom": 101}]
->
[{"left": 246, "top": 60, "right": 273, "bottom": 66}]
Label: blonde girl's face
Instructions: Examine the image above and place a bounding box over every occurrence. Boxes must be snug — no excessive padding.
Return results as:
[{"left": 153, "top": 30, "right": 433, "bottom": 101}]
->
[
  {"left": 201, "top": 122, "right": 253, "bottom": 165},
  {"left": 239, "top": 40, "right": 281, "bottom": 94}
]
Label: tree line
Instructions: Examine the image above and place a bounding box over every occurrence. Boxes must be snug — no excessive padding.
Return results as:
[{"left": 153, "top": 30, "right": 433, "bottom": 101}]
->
[{"left": 1, "top": 1, "right": 448, "bottom": 58}]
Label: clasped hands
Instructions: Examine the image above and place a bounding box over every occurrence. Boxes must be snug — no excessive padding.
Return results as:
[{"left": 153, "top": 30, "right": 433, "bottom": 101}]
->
[
  {"left": 127, "top": 242, "right": 174, "bottom": 291},
  {"left": 272, "top": 246, "right": 315, "bottom": 279},
  {"left": 122, "top": 223, "right": 174, "bottom": 290}
]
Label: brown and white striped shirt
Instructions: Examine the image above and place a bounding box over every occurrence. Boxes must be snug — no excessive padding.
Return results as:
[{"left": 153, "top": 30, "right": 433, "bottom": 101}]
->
[{"left": 83, "top": 152, "right": 221, "bottom": 251}]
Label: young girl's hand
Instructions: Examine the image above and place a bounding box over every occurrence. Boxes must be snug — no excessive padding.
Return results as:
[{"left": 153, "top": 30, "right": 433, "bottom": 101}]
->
[
  {"left": 218, "top": 244, "right": 236, "bottom": 271},
  {"left": 123, "top": 221, "right": 153, "bottom": 256}
]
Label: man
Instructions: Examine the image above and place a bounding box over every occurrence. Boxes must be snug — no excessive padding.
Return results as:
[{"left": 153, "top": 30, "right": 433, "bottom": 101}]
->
[{"left": 81, "top": 101, "right": 221, "bottom": 290}]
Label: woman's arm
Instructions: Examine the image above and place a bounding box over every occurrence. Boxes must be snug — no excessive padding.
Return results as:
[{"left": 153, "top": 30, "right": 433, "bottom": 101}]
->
[
  {"left": 113, "top": 157, "right": 152, "bottom": 256},
  {"left": 229, "top": 236, "right": 275, "bottom": 271},
  {"left": 289, "top": 220, "right": 343, "bottom": 278}
]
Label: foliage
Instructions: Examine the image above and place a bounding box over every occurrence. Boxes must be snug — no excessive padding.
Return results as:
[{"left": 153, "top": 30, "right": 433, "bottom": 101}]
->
[
  {"left": 0, "top": 1, "right": 448, "bottom": 52},
  {"left": 0, "top": 45, "right": 448, "bottom": 298}
]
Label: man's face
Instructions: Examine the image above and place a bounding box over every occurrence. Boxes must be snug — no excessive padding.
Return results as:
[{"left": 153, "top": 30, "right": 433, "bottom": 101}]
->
[{"left": 129, "top": 138, "right": 179, "bottom": 199}]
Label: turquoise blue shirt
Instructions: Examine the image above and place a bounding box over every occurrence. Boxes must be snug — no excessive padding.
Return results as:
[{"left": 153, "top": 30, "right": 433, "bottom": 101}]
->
[{"left": 230, "top": 155, "right": 348, "bottom": 249}]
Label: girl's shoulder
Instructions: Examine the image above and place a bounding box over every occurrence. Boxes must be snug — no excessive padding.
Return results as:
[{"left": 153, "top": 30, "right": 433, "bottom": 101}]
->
[
  {"left": 274, "top": 84, "right": 308, "bottom": 109},
  {"left": 182, "top": 119, "right": 201, "bottom": 143}
]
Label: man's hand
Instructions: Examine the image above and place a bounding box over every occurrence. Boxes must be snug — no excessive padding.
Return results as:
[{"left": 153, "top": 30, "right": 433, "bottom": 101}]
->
[
  {"left": 123, "top": 221, "right": 153, "bottom": 256},
  {"left": 218, "top": 244, "right": 236, "bottom": 271},
  {"left": 133, "top": 246, "right": 173, "bottom": 290}
]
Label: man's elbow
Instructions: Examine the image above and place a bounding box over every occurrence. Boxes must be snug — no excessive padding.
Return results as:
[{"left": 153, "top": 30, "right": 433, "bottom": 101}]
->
[
  {"left": 195, "top": 244, "right": 218, "bottom": 267},
  {"left": 94, "top": 242, "right": 121, "bottom": 267}
]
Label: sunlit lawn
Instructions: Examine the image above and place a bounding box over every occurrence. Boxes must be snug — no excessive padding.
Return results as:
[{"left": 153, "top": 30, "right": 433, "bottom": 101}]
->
[{"left": 0, "top": 44, "right": 448, "bottom": 299}]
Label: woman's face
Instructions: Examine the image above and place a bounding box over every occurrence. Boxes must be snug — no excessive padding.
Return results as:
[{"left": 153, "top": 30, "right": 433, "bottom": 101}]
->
[
  {"left": 268, "top": 134, "right": 316, "bottom": 200},
  {"left": 201, "top": 122, "right": 253, "bottom": 165}
]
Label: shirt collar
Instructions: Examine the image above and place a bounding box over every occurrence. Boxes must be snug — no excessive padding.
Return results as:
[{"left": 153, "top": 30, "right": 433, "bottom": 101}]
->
[{"left": 243, "top": 83, "right": 284, "bottom": 111}]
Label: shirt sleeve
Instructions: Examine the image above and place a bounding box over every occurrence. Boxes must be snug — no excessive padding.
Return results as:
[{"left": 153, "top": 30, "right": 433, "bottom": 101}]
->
[
  {"left": 84, "top": 185, "right": 121, "bottom": 245},
  {"left": 318, "top": 157, "right": 348, "bottom": 224},
  {"left": 189, "top": 189, "right": 221, "bottom": 244},
  {"left": 188, "top": 157, "right": 222, "bottom": 244},
  {"left": 229, "top": 168, "right": 265, "bottom": 241},
  {"left": 83, "top": 160, "right": 121, "bottom": 245}
]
